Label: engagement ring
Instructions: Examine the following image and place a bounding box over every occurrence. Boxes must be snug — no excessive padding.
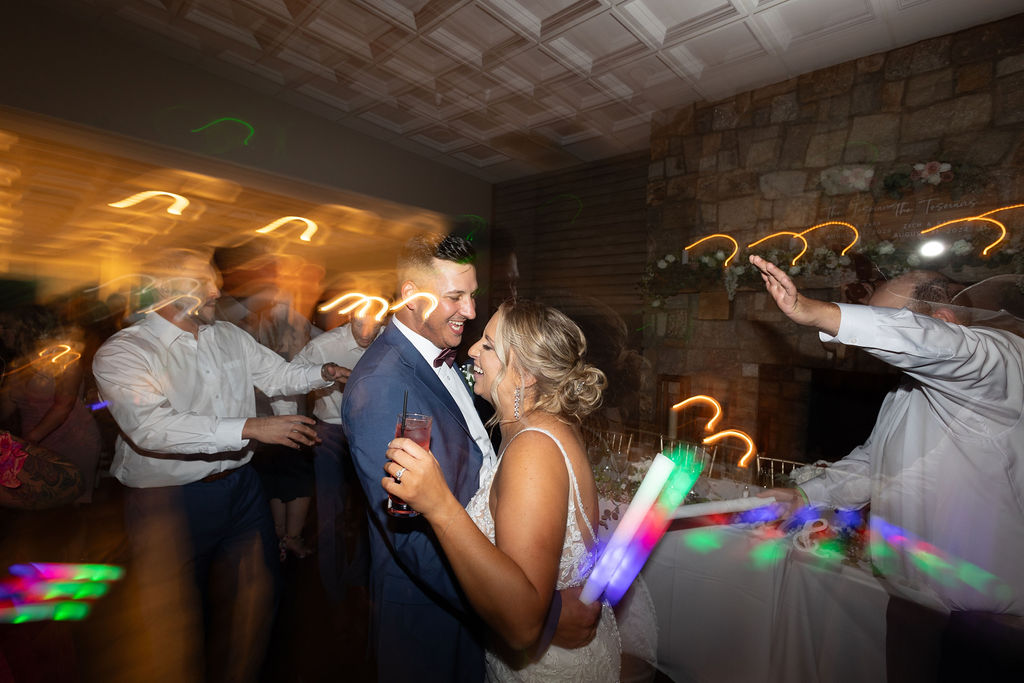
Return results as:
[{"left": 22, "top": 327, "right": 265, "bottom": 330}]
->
[{"left": 395, "top": 466, "right": 407, "bottom": 482}]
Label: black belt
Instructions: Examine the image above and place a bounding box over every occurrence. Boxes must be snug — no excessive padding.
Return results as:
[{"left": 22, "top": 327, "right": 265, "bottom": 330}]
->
[{"left": 200, "top": 466, "right": 243, "bottom": 483}]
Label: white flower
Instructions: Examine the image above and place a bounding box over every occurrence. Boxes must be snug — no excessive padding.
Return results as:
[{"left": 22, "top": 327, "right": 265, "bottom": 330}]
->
[
  {"left": 951, "top": 239, "right": 972, "bottom": 256},
  {"left": 877, "top": 241, "right": 895, "bottom": 255},
  {"left": 839, "top": 166, "right": 875, "bottom": 192},
  {"left": 665, "top": 254, "right": 677, "bottom": 263},
  {"left": 700, "top": 256, "right": 715, "bottom": 267},
  {"left": 714, "top": 250, "right": 726, "bottom": 261},
  {"left": 730, "top": 265, "right": 746, "bottom": 275},
  {"left": 907, "top": 253, "right": 921, "bottom": 267},
  {"left": 657, "top": 259, "right": 668, "bottom": 269},
  {"left": 788, "top": 265, "right": 802, "bottom": 275},
  {"left": 839, "top": 255, "right": 851, "bottom": 266},
  {"left": 813, "top": 247, "right": 830, "bottom": 259},
  {"left": 651, "top": 299, "right": 662, "bottom": 308}
]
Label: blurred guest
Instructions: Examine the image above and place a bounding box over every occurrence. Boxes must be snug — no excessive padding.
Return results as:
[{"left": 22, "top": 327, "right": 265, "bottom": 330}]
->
[
  {"left": 92, "top": 248, "right": 347, "bottom": 681},
  {"left": 751, "top": 256, "right": 1024, "bottom": 680},
  {"left": 293, "top": 305, "right": 382, "bottom": 598},
  {"left": 0, "top": 305, "right": 102, "bottom": 503},
  {"left": 214, "top": 242, "right": 318, "bottom": 560}
]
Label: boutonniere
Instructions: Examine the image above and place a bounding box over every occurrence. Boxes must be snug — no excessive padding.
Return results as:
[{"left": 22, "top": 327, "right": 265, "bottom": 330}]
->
[
  {"left": 0, "top": 431, "right": 28, "bottom": 488},
  {"left": 460, "top": 361, "right": 476, "bottom": 388}
]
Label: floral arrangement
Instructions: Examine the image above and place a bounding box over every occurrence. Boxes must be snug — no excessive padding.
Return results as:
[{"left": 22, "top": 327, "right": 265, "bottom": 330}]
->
[
  {"left": 460, "top": 360, "right": 476, "bottom": 388},
  {"left": 876, "top": 160, "right": 986, "bottom": 201},
  {"left": 641, "top": 235, "right": 1023, "bottom": 304}
]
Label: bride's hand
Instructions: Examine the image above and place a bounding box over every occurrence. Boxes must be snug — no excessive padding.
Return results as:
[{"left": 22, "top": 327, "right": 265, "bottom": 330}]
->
[{"left": 383, "top": 437, "right": 455, "bottom": 518}]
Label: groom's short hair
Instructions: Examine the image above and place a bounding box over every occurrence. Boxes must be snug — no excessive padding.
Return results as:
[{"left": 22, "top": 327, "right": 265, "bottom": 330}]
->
[{"left": 397, "top": 233, "right": 475, "bottom": 287}]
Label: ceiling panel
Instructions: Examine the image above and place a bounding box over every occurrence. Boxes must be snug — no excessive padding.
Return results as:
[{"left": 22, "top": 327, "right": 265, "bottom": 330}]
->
[{"left": 36, "top": 0, "right": 1024, "bottom": 182}]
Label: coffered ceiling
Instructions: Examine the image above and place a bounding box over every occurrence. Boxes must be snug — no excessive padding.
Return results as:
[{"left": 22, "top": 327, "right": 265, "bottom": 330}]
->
[{"left": 42, "top": 0, "right": 1024, "bottom": 181}]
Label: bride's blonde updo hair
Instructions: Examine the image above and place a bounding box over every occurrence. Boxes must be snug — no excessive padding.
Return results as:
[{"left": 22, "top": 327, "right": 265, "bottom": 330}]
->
[{"left": 490, "top": 299, "right": 607, "bottom": 423}]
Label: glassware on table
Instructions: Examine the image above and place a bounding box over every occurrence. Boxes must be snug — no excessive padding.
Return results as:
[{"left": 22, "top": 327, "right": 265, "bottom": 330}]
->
[{"left": 388, "top": 412, "right": 432, "bottom": 517}]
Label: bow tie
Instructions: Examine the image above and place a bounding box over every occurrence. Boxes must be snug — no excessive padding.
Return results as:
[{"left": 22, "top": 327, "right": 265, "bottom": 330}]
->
[{"left": 433, "top": 347, "right": 458, "bottom": 368}]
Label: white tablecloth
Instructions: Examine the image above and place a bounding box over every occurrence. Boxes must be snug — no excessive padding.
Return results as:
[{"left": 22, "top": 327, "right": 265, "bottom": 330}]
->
[{"left": 643, "top": 525, "right": 889, "bottom": 683}]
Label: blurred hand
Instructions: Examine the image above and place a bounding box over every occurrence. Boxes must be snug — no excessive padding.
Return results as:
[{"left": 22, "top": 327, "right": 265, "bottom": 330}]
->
[
  {"left": 749, "top": 255, "right": 840, "bottom": 335},
  {"left": 757, "top": 487, "right": 809, "bottom": 518},
  {"left": 551, "top": 586, "right": 601, "bottom": 649},
  {"left": 321, "top": 362, "right": 351, "bottom": 383},
  {"left": 242, "top": 415, "right": 319, "bottom": 449},
  {"left": 382, "top": 438, "right": 456, "bottom": 519}
]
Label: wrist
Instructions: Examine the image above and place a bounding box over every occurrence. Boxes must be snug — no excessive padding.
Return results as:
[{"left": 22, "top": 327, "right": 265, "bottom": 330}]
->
[{"left": 321, "top": 363, "right": 334, "bottom": 382}]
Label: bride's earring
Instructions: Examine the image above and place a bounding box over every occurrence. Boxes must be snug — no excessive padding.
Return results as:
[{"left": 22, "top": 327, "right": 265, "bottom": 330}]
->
[{"left": 514, "top": 385, "right": 521, "bottom": 421}]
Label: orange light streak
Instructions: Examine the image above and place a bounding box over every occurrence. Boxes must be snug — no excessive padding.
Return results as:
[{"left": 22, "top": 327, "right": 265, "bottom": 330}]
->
[
  {"left": 390, "top": 292, "right": 439, "bottom": 320},
  {"left": 685, "top": 234, "right": 740, "bottom": 267},
  {"left": 255, "top": 216, "right": 318, "bottom": 242},
  {"left": 4, "top": 344, "right": 81, "bottom": 377},
  {"left": 920, "top": 216, "right": 1007, "bottom": 256},
  {"left": 136, "top": 294, "right": 203, "bottom": 316},
  {"left": 747, "top": 232, "right": 810, "bottom": 266},
  {"left": 702, "top": 430, "right": 757, "bottom": 467},
  {"left": 798, "top": 221, "right": 860, "bottom": 257},
  {"left": 318, "top": 293, "right": 391, "bottom": 321},
  {"left": 671, "top": 395, "right": 722, "bottom": 432},
  {"left": 108, "top": 191, "right": 189, "bottom": 216}
]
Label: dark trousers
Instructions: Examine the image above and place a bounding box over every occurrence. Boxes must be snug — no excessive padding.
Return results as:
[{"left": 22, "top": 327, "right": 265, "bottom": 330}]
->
[
  {"left": 314, "top": 421, "right": 369, "bottom": 601},
  {"left": 124, "top": 465, "right": 279, "bottom": 682},
  {"left": 886, "top": 595, "right": 1024, "bottom": 683}
]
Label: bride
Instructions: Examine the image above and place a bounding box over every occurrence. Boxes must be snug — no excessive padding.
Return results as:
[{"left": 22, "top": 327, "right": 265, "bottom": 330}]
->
[{"left": 384, "top": 299, "right": 620, "bottom": 681}]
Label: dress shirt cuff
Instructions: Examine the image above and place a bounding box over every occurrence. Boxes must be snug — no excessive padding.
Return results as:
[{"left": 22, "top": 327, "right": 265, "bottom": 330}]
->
[
  {"left": 818, "top": 303, "right": 876, "bottom": 347},
  {"left": 216, "top": 418, "right": 248, "bottom": 451},
  {"left": 797, "top": 478, "right": 825, "bottom": 507},
  {"left": 309, "top": 363, "right": 335, "bottom": 389}
]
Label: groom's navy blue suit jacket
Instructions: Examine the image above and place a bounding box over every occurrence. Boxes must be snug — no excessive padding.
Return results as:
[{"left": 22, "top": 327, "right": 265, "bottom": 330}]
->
[{"left": 342, "top": 320, "right": 485, "bottom": 683}]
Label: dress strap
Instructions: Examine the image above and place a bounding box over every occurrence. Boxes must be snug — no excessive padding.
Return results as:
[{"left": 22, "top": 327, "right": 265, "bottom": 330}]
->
[{"left": 502, "top": 427, "right": 598, "bottom": 546}]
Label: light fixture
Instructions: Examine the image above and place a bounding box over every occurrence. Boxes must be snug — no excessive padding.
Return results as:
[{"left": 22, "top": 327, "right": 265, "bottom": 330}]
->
[{"left": 919, "top": 240, "right": 946, "bottom": 258}]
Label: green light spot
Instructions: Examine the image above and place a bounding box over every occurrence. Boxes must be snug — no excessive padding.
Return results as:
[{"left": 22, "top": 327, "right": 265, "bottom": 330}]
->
[
  {"left": 190, "top": 117, "right": 255, "bottom": 145},
  {"left": 750, "top": 539, "right": 787, "bottom": 568},
  {"left": 683, "top": 529, "right": 723, "bottom": 554},
  {"left": 52, "top": 602, "right": 90, "bottom": 622},
  {"left": 957, "top": 562, "right": 996, "bottom": 592}
]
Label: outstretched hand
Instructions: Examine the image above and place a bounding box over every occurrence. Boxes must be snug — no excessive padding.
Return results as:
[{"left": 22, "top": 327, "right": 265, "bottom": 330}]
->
[
  {"left": 748, "top": 255, "right": 841, "bottom": 335},
  {"left": 242, "top": 415, "right": 320, "bottom": 449},
  {"left": 383, "top": 438, "right": 458, "bottom": 519}
]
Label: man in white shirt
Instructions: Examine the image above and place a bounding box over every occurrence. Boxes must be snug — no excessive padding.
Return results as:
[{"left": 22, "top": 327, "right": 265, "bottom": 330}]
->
[
  {"left": 92, "top": 249, "right": 347, "bottom": 682},
  {"left": 293, "top": 309, "right": 382, "bottom": 599},
  {"left": 750, "top": 255, "right": 1024, "bottom": 680}
]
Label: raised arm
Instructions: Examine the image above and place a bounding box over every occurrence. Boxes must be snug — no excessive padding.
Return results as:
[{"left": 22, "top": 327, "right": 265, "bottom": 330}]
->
[
  {"left": 749, "top": 255, "right": 841, "bottom": 336},
  {"left": 385, "top": 430, "right": 568, "bottom": 650}
]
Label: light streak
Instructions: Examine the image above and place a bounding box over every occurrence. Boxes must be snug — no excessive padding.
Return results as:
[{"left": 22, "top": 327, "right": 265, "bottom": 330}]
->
[
  {"left": 255, "top": 216, "right": 318, "bottom": 242},
  {"left": 685, "top": 234, "right": 739, "bottom": 267},
  {"left": 390, "top": 292, "right": 439, "bottom": 320},
  {"left": 136, "top": 293, "right": 203, "bottom": 317},
  {"left": 671, "top": 395, "right": 722, "bottom": 432},
  {"left": 798, "top": 221, "right": 860, "bottom": 257},
  {"left": 83, "top": 273, "right": 156, "bottom": 293},
  {"left": 747, "top": 231, "right": 810, "bottom": 265},
  {"left": 189, "top": 117, "right": 255, "bottom": 145},
  {"left": 0, "top": 563, "right": 124, "bottom": 624},
  {"left": 318, "top": 293, "right": 390, "bottom": 321},
  {"left": 920, "top": 217, "right": 1006, "bottom": 256},
  {"left": 2, "top": 343, "right": 81, "bottom": 377},
  {"left": 702, "top": 429, "right": 756, "bottom": 467},
  {"left": 108, "top": 191, "right": 189, "bottom": 216}
]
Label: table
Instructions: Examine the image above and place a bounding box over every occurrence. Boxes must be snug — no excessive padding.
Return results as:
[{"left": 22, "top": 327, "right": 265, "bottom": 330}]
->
[{"left": 643, "top": 524, "right": 889, "bottom": 683}]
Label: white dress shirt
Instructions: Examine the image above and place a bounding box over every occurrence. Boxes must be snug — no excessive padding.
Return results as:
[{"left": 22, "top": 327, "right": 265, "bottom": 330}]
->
[
  {"left": 392, "top": 317, "right": 497, "bottom": 478},
  {"left": 801, "top": 304, "right": 1024, "bottom": 615},
  {"left": 93, "top": 312, "right": 330, "bottom": 488},
  {"left": 293, "top": 323, "right": 373, "bottom": 424}
]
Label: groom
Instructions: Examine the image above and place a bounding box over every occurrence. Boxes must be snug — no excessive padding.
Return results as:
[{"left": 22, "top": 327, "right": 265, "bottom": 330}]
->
[{"left": 343, "top": 234, "right": 598, "bottom": 682}]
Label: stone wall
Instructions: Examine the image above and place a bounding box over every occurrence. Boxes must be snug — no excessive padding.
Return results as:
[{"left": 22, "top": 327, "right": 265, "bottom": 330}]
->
[{"left": 643, "top": 14, "right": 1024, "bottom": 463}]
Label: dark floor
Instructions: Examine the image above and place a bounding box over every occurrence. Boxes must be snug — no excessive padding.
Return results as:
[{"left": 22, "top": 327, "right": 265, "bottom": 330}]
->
[{"left": 0, "top": 476, "right": 374, "bottom": 683}]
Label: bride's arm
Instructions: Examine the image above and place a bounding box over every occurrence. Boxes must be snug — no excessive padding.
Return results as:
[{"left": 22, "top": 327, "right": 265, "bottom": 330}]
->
[{"left": 384, "top": 431, "right": 569, "bottom": 650}]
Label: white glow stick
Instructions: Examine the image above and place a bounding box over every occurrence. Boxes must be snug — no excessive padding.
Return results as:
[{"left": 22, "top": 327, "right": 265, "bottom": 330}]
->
[{"left": 670, "top": 496, "right": 776, "bottom": 520}]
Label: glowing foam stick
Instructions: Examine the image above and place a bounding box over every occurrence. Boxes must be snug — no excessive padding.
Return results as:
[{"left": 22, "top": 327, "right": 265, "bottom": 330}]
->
[
  {"left": 582, "top": 445, "right": 704, "bottom": 605},
  {"left": 108, "top": 191, "right": 189, "bottom": 216},
  {"left": 0, "top": 601, "right": 90, "bottom": 624},
  {"left": 255, "top": 216, "right": 318, "bottom": 242},
  {"left": 685, "top": 234, "right": 740, "bottom": 267},
  {"left": 601, "top": 446, "right": 704, "bottom": 605},
  {"left": 920, "top": 216, "right": 1007, "bottom": 256},
  {"left": 671, "top": 496, "right": 776, "bottom": 520},
  {"left": 747, "top": 232, "right": 810, "bottom": 266},
  {"left": 9, "top": 563, "right": 125, "bottom": 582}
]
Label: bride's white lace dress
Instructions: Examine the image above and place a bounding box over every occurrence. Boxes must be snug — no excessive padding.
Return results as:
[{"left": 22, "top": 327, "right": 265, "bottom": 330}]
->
[{"left": 465, "top": 427, "right": 621, "bottom": 682}]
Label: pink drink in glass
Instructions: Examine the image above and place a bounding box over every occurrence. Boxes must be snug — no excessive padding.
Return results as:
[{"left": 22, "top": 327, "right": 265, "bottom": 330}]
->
[{"left": 388, "top": 413, "right": 432, "bottom": 517}]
